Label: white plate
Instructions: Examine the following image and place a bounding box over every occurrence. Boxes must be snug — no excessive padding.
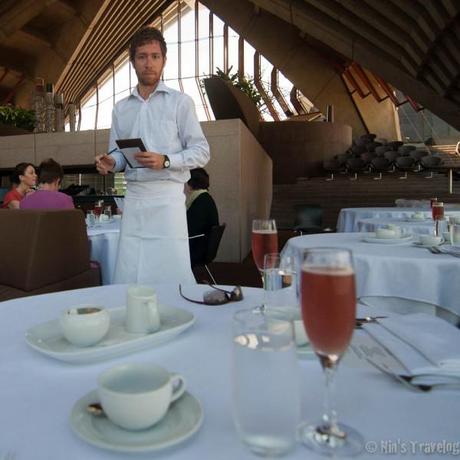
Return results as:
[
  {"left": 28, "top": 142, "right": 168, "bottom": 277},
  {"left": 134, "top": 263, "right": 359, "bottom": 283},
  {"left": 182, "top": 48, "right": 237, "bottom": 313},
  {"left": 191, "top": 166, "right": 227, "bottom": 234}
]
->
[
  {"left": 405, "top": 217, "right": 429, "bottom": 222},
  {"left": 70, "top": 390, "right": 203, "bottom": 453},
  {"left": 362, "top": 234, "right": 413, "bottom": 244},
  {"left": 413, "top": 241, "right": 444, "bottom": 248},
  {"left": 25, "top": 304, "right": 195, "bottom": 364}
]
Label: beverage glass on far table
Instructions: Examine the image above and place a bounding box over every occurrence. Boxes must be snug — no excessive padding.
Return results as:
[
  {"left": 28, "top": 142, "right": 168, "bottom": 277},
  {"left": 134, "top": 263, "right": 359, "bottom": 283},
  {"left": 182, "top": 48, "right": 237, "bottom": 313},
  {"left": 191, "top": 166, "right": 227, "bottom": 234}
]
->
[
  {"left": 103, "top": 205, "right": 112, "bottom": 221},
  {"left": 232, "top": 308, "right": 301, "bottom": 457},
  {"left": 251, "top": 219, "right": 278, "bottom": 277},
  {"left": 299, "top": 247, "right": 363, "bottom": 456},
  {"left": 263, "top": 253, "right": 297, "bottom": 311},
  {"left": 94, "top": 200, "right": 104, "bottom": 219},
  {"left": 432, "top": 201, "right": 444, "bottom": 237},
  {"left": 430, "top": 197, "right": 438, "bottom": 208}
]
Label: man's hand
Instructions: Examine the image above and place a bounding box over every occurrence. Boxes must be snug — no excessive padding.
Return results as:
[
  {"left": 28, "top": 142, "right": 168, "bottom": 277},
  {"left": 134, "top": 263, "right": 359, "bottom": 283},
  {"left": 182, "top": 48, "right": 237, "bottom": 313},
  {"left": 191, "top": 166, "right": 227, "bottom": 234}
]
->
[
  {"left": 95, "top": 154, "right": 116, "bottom": 175},
  {"left": 134, "top": 152, "right": 166, "bottom": 170}
]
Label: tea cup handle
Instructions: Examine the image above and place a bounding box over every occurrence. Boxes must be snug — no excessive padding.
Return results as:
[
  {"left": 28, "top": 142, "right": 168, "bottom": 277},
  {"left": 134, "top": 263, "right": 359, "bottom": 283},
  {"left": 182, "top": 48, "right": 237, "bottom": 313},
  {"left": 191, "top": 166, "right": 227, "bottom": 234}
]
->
[
  {"left": 147, "top": 300, "right": 160, "bottom": 331},
  {"left": 170, "top": 373, "right": 186, "bottom": 402}
]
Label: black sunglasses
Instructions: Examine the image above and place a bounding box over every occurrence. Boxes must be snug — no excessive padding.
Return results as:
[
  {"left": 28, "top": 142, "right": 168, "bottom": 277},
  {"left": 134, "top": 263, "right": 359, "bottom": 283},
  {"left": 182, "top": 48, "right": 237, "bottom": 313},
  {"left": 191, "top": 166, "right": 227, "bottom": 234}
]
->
[{"left": 179, "top": 282, "right": 244, "bottom": 305}]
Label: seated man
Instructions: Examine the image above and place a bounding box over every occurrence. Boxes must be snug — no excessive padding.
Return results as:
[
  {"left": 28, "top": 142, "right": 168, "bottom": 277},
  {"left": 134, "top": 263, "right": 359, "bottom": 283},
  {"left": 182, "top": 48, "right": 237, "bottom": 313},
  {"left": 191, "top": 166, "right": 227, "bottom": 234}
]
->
[
  {"left": 20, "top": 158, "right": 74, "bottom": 209},
  {"left": 186, "top": 168, "right": 219, "bottom": 266}
]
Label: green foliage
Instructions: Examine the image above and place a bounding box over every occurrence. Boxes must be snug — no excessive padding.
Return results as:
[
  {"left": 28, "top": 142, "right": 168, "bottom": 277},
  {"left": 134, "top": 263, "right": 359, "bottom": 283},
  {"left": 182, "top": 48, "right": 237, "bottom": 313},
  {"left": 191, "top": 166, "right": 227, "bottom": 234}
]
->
[
  {"left": 0, "top": 105, "right": 35, "bottom": 131},
  {"left": 214, "top": 66, "right": 263, "bottom": 108}
]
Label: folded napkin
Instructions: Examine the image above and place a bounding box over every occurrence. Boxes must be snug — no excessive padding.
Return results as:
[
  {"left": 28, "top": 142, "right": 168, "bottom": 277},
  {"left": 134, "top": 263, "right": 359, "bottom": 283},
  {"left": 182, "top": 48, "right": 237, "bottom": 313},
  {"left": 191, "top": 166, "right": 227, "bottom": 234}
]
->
[
  {"left": 437, "top": 246, "right": 460, "bottom": 256},
  {"left": 363, "top": 313, "right": 460, "bottom": 383}
]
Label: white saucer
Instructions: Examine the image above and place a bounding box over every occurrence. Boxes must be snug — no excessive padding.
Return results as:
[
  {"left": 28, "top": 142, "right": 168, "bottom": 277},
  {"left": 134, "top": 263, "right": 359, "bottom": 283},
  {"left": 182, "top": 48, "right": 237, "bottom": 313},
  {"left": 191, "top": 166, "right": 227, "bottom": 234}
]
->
[
  {"left": 25, "top": 304, "right": 195, "bottom": 364},
  {"left": 362, "top": 234, "right": 413, "bottom": 244},
  {"left": 405, "top": 217, "right": 428, "bottom": 222},
  {"left": 413, "top": 240, "right": 444, "bottom": 248},
  {"left": 70, "top": 390, "right": 203, "bottom": 453}
]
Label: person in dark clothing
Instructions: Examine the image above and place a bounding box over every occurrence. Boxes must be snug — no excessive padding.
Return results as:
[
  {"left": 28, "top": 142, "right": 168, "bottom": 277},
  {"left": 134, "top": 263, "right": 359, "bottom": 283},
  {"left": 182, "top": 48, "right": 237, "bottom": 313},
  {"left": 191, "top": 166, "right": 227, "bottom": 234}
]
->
[{"left": 185, "top": 168, "right": 219, "bottom": 266}]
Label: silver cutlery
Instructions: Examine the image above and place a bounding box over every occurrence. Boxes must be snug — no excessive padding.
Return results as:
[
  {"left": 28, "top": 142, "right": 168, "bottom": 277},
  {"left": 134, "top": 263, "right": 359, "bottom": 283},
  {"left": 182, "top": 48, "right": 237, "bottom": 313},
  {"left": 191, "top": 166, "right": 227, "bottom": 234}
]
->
[
  {"left": 355, "top": 316, "right": 387, "bottom": 328},
  {"left": 365, "top": 356, "right": 460, "bottom": 392},
  {"left": 429, "top": 246, "right": 460, "bottom": 258}
]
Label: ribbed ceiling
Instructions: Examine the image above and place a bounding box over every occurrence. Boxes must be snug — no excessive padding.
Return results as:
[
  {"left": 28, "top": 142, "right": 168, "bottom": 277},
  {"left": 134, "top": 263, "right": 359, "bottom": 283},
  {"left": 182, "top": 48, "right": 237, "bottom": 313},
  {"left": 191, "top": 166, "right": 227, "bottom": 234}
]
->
[{"left": 57, "top": 0, "right": 174, "bottom": 105}]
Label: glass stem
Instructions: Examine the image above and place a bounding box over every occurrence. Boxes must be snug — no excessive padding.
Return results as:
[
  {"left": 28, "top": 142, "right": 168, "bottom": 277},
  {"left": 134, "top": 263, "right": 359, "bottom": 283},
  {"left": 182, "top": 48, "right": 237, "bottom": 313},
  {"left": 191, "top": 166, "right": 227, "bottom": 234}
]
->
[
  {"left": 435, "top": 220, "right": 439, "bottom": 237},
  {"left": 323, "top": 366, "right": 338, "bottom": 431}
]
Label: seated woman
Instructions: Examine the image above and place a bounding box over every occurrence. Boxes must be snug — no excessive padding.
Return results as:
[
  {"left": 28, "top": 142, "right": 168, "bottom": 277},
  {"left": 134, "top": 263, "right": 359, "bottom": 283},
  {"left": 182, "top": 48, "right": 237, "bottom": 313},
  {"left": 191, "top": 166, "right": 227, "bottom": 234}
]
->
[
  {"left": 20, "top": 158, "right": 74, "bottom": 209},
  {"left": 186, "top": 168, "right": 219, "bottom": 266},
  {"left": 1, "top": 162, "right": 37, "bottom": 209}
]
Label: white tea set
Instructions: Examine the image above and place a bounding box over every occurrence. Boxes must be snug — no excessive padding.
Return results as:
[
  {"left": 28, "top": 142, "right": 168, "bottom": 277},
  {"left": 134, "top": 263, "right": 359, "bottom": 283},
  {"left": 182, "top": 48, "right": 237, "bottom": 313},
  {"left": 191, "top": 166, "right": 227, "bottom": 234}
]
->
[{"left": 60, "top": 285, "right": 160, "bottom": 347}]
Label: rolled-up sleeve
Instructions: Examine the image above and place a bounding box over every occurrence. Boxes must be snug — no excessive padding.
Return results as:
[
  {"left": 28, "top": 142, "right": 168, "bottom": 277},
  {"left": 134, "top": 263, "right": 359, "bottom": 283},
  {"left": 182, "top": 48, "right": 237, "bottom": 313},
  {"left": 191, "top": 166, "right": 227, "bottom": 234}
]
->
[
  {"left": 169, "top": 95, "right": 210, "bottom": 170},
  {"left": 108, "top": 106, "right": 127, "bottom": 172}
]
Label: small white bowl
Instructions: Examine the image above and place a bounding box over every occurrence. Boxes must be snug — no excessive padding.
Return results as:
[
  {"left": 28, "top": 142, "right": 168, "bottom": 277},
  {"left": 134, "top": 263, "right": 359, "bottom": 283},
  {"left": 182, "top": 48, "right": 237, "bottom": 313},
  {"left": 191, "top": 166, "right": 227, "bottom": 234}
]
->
[
  {"left": 376, "top": 228, "right": 397, "bottom": 239},
  {"left": 419, "top": 235, "right": 443, "bottom": 246},
  {"left": 60, "top": 305, "right": 110, "bottom": 347}
]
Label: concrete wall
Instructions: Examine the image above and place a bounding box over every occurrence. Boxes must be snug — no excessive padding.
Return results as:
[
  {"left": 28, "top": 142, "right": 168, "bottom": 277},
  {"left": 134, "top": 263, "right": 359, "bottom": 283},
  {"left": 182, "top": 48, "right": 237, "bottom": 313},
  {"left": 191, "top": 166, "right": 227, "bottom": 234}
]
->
[
  {"left": 259, "top": 121, "right": 352, "bottom": 183},
  {"left": 0, "top": 119, "right": 273, "bottom": 263},
  {"left": 201, "top": 119, "right": 272, "bottom": 261}
]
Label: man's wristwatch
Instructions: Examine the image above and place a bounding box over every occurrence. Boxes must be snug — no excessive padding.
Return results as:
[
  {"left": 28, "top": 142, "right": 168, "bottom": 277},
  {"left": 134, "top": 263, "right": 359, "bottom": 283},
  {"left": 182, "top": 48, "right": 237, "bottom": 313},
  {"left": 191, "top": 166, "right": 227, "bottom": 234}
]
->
[{"left": 163, "top": 155, "right": 170, "bottom": 169}]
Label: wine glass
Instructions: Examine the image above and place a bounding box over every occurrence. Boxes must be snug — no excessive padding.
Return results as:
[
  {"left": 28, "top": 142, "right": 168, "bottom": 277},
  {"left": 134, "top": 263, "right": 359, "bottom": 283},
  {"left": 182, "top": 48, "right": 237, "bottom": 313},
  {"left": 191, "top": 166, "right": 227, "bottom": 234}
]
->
[
  {"left": 432, "top": 202, "right": 444, "bottom": 237},
  {"left": 251, "top": 219, "right": 278, "bottom": 280},
  {"left": 299, "top": 247, "right": 363, "bottom": 456}
]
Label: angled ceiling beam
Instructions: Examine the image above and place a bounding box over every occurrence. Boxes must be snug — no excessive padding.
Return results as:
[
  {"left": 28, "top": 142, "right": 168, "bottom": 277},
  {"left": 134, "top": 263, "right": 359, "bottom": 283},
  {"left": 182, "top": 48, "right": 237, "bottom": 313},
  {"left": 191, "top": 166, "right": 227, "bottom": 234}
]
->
[
  {"left": 0, "top": 0, "right": 58, "bottom": 41},
  {"left": 16, "top": 27, "right": 52, "bottom": 48}
]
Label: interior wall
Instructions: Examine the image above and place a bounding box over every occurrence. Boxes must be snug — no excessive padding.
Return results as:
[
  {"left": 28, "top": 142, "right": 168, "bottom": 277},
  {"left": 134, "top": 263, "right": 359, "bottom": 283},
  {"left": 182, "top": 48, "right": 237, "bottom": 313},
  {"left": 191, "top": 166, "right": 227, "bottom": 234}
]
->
[{"left": 0, "top": 119, "right": 273, "bottom": 263}]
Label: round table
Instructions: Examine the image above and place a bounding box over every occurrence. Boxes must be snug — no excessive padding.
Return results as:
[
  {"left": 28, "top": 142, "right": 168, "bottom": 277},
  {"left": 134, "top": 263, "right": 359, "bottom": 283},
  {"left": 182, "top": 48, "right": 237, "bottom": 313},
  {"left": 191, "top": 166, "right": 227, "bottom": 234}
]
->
[
  {"left": 356, "top": 217, "right": 447, "bottom": 236},
  {"left": 0, "top": 284, "right": 459, "bottom": 460},
  {"left": 87, "top": 219, "right": 121, "bottom": 285},
  {"left": 337, "top": 207, "right": 460, "bottom": 233},
  {"left": 283, "top": 232, "right": 460, "bottom": 317}
]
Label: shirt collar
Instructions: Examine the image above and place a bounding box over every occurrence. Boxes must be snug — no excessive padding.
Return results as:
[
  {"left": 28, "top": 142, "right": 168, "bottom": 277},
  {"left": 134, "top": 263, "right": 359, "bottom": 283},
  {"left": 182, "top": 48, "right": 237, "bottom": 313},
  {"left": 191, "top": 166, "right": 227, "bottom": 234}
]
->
[{"left": 130, "top": 81, "right": 171, "bottom": 101}]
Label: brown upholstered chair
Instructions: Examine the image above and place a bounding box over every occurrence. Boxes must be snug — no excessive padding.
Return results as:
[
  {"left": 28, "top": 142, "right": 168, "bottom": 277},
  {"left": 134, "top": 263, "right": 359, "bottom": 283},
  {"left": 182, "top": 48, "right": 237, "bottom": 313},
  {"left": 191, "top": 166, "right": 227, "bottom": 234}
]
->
[{"left": 0, "top": 209, "right": 101, "bottom": 301}]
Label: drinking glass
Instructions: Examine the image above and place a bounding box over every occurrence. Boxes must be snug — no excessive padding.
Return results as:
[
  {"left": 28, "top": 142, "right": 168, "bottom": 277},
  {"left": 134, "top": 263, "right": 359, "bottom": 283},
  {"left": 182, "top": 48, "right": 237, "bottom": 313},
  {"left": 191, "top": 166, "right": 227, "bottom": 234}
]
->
[
  {"left": 232, "top": 308, "right": 301, "bottom": 457},
  {"left": 86, "top": 210, "right": 96, "bottom": 228},
  {"left": 103, "top": 205, "right": 112, "bottom": 220},
  {"left": 432, "top": 202, "right": 444, "bottom": 236},
  {"left": 94, "top": 200, "right": 103, "bottom": 219},
  {"left": 452, "top": 224, "right": 460, "bottom": 247},
  {"left": 251, "top": 219, "right": 278, "bottom": 279},
  {"left": 263, "top": 253, "right": 297, "bottom": 311},
  {"left": 299, "top": 248, "right": 363, "bottom": 456}
]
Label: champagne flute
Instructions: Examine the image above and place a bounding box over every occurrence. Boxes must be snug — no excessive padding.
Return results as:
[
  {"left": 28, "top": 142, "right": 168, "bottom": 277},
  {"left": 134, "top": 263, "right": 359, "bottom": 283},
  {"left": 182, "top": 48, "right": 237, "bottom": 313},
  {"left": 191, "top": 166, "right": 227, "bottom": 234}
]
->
[
  {"left": 251, "top": 219, "right": 278, "bottom": 279},
  {"left": 299, "top": 247, "right": 363, "bottom": 456},
  {"left": 432, "top": 202, "right": 444, "bottom": 237}
]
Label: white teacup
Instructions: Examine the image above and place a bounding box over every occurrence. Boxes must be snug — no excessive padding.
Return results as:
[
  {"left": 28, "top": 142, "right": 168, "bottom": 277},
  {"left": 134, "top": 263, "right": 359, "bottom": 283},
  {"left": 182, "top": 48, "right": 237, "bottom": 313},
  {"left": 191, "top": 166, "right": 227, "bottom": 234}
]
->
[
  {"left": 375, "top": 228, "right": 396, "bottom": 239},
  {"left": 412, "top": 212, "right": 425, "bottom": 220},
  {"left": 386, "top": 224, "right": 403, "bottom": 238},
  {"left": 126, "top": 285, "right": 160, "bottom": 334},
  {"left": 98, "top": 363, "right": 186, "bottom": 430},
  {"left": 420, "top": 234, "right": 443, "bottom": 246},
  {"left": 60, "top": 305, "right": 110, "bottom": 347}
]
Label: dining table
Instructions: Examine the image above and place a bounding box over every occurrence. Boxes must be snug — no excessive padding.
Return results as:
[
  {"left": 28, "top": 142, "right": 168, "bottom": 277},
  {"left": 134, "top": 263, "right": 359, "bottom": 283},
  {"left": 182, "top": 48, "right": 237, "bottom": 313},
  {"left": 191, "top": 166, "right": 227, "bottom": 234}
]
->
[
  {"left": 87, "top": 218, "right": 121, "bottom": 285},
  {"left": 283, "top": 232, "right": 460, "bottom": 317},
  {"left": 337, "top": 207, "right": 460, "bottom": 233},
  {"left": 1, "top": 283, "right": 459, "bottom": 460},
  {"left": 355, "top": 217, "right": 446, "bottom": 236}
]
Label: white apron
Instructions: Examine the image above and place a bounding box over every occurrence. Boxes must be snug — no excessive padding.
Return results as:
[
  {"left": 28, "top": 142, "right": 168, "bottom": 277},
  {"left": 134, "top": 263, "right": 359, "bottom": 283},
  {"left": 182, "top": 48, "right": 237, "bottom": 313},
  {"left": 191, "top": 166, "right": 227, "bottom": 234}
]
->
[{"left": 113, "top": 181, "right": 196, "bottom": 285}]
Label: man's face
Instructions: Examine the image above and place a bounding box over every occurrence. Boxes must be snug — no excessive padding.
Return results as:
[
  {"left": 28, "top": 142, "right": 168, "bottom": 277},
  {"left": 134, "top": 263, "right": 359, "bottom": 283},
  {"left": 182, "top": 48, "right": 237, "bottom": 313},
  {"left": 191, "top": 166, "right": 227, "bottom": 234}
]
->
[{"left": 132, "top": 40, "right": 166, "bottom": 87}]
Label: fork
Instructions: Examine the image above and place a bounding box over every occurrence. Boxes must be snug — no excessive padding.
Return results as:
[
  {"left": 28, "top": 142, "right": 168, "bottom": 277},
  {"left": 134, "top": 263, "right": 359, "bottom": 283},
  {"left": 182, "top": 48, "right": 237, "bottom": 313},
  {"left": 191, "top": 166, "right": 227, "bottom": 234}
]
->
[{"left": 365, "top": 357, "right": 460, "bottom": 392}]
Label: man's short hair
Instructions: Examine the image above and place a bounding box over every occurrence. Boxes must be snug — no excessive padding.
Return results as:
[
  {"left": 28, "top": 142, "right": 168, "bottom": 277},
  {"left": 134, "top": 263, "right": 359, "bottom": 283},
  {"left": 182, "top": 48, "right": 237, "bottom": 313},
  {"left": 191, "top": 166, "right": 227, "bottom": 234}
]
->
[
  {"left": 38, "top": 158, "right": 64, "bottom": 184},
  {"left": 129, "top": 27, "right": 167, "bottom": 61},
  {"left": 188, "top": 168, "right": 210, "bottom": 190}
]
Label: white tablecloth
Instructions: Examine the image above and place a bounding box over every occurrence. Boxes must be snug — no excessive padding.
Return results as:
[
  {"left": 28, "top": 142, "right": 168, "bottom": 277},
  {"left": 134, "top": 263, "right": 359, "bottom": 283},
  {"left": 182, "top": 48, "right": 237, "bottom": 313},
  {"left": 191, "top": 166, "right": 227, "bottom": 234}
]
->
[
  {"left": 337, "top": 207, "right": 460, "bottom": 233},
  {"left": 356, "top": 217, "right": 446, "bottom": 236},
  {"left": 283, "top": 232, "right": 460, "bottom": 317},
  {"left": 88, "top": 219, "right": 121, "bottom": 285},
  {"left": 0, "top": 284, "right": 459, "bottom": 460}
]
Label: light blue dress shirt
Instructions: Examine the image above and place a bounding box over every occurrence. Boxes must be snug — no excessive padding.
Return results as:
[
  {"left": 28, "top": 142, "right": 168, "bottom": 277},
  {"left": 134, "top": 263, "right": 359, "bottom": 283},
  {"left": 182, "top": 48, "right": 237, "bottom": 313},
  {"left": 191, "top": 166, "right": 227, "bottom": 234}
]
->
[{"left": 108, "top": 82, "right": 210, "bottom": 183}]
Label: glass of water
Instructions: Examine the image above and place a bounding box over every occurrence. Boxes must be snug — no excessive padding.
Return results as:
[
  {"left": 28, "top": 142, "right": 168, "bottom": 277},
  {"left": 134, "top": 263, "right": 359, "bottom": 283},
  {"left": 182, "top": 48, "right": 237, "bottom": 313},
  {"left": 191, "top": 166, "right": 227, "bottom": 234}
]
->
[
  {"left": 263, "top": 253, "right": 297, "bottom": 310},
  {"left": 232, "top": 308, "right": 301, "bottom": 457}
]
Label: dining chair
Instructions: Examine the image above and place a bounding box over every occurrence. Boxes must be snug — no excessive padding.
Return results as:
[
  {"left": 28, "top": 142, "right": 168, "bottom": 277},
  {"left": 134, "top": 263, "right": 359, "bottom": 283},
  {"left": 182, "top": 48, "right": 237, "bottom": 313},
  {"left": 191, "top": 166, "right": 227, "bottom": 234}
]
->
[{"left": 191, "top": 223, "right": 226, "bottom": 284}]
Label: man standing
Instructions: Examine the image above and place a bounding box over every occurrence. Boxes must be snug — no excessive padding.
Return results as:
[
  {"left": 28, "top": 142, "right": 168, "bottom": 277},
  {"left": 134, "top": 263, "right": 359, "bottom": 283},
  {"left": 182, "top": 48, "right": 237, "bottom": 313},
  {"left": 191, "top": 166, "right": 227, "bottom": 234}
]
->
[{"left": 96, "top": 27, "right": 210, "bottom": 285}]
